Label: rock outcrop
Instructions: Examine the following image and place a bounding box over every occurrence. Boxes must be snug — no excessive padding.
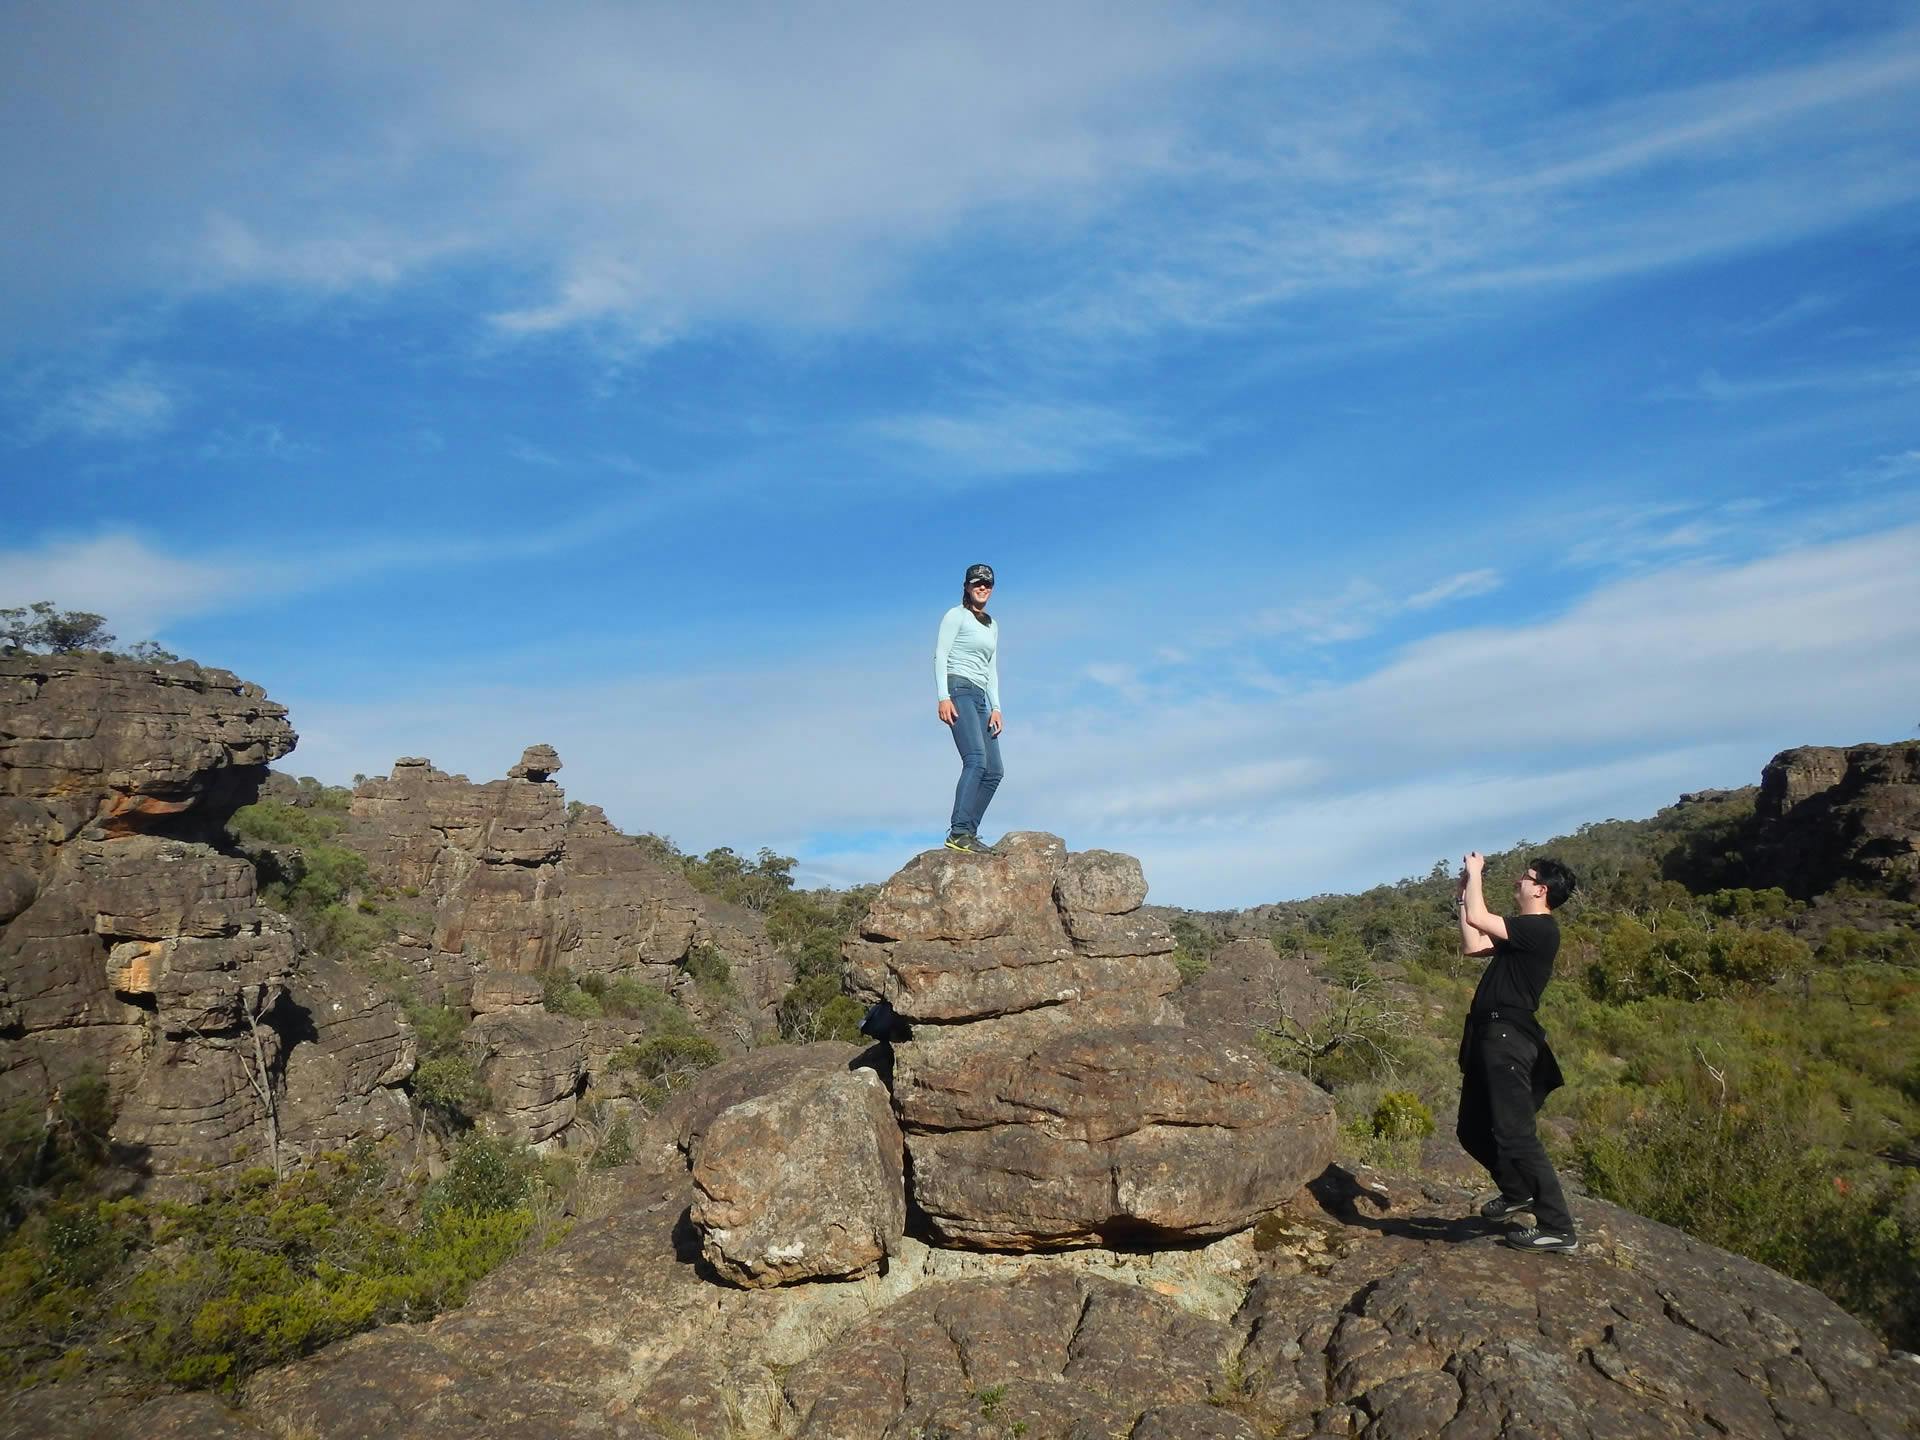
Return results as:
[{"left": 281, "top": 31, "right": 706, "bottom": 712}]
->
[
  {"left": 0, "top": 655, "right": 417, "bottom": 1185},
  {"left": 463, "top": 1007, "right": 588, "bottom": 1145},
  {"left": 335, "top": 762, "right": 790, "bottom": 1026},
  {"left": 845, "top": 834, "right": 1337, "bottom": 1250},
  {"left": 690, "top": 1065, "right": 904, "bottom": 1287},
  {"left": 1751, "top": 741, "right": 1920, "bottom": 901}
]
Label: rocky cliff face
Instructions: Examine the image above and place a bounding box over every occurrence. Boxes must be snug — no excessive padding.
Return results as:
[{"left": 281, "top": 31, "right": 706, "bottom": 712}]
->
[
  {"left": 12, "top": 836, "right": 1915, "bottom": 1440},
  {"left": 2, "top": 653, "right": 794, "bottom": 1180},
  {"left": 1752, "top": 741, "right": 1920, "bottom": 902},
  {"left": 0, "top": 655, "right": 415, "bottom": 1185}
]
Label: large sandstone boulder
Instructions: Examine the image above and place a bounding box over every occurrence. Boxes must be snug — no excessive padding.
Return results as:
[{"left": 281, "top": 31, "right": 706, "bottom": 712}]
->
[
  {"left": 900, "top": 1021, "right": 1335, "bottom": 1249},
  {"left": 690, "top": 1066, "right": 904, "bottom": 1287},
  {"left": 847, "top": 834, "right": 1336, "bottom": 1251},
  {"left": 656, "top": 1041, "right": 863, "bottom": 1154},
  {"left": 278, "top": 957, "right": 418, "bottom": 1160},
  {"left": 0, "top": 655, "right": 293, "bottom": 875},
  {"left": 1752, "top": 742, "right": 1920, "bottom": 901}
]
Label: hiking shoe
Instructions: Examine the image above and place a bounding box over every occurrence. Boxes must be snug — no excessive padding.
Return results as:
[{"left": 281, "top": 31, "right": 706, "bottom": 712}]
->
[
  {"left": 1502, "top": 1226, "right": 1578, "bottom": 1254},
  {"left": 1479, "top": 1194, "right": 1536, "bottom": 1221},
  {"left": 944, "top": 834, "right": 984, "bottom": 853}
]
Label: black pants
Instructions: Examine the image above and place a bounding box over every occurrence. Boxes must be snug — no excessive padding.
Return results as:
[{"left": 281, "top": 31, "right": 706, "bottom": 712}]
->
[{"left": 1457, "top": 1020, "right": 1575, "bottom": 1233}]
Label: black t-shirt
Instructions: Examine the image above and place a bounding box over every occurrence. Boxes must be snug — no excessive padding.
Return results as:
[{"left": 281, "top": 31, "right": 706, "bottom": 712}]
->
[{"left": 1469, "top": 913, "right": 1560, "bottom": 1015}]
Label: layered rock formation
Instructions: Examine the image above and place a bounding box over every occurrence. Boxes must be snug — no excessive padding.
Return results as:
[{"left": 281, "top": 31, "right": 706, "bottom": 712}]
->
[
  {"left": 336, "top": 754, "right": 791, "bottom": 1022},
  {"left": 0, "top": 656, "right": 416, "bottom": 1184},
  {"left": 3, "top": 650, "right": 795, "bottom": 1176},
  {"left": 1752, "top": 741, "right": 1920, "bottom": 901},
  {"left": 845, "top": 835, "right": 1336, "bottom": 1250}
]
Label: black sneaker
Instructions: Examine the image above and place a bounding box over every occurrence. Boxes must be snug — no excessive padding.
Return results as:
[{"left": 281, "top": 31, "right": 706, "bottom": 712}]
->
[
  {"left": 944, "top": 833, "right": 984, "bottom": 853},
  {"left": 1479, "top": 1194, "right": 1536, "bottom": 1220},
  {"left": 1502, "top": 1226, "right": 1578, "bottom": 1254}
]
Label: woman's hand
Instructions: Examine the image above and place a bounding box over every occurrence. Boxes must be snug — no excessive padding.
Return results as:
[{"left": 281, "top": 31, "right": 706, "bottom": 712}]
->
[
  {"left": 938, "top": 699, "right": 957, "bottom": 726},
  {"left": 988, "top": 710, "right": 1003, "bottom": 737}
]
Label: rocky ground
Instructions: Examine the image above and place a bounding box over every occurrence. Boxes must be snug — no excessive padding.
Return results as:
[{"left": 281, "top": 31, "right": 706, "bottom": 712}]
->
[{"left": 6, "top": 1145, "right": 1915, "bottom": 1438}]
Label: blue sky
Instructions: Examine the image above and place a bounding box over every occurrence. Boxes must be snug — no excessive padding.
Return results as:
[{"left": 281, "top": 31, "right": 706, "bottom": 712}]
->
[{"left": 4, "top": 1, "right": 1919, "bottom": 907}]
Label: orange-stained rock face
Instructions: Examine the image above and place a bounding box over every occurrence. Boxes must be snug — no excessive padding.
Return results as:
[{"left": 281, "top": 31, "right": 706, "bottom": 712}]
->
[{"left": 105, "top": 938, "right": 165, "bottom": 995}]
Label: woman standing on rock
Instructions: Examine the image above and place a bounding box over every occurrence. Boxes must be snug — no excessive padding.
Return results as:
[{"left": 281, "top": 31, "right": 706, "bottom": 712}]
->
[{"left": 935, "top": 563, "right": 1003, "bottom": 853}]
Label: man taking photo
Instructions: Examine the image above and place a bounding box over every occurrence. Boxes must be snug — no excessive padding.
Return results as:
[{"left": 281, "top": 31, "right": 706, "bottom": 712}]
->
[{"left": 1456, "top": 850, "right": 1580, "bottom": 1253}]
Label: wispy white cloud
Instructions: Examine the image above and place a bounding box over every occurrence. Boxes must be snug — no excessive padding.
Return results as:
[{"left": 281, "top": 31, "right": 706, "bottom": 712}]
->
[
  {"left": 1244, "top": 568, "right": 1503, "bottom": 647},
  {"left": 1728, "top": 290, "right": 1841, "bottom": 338},
  {"left": 507, "top": 439, "right": 564, "bottom": 468},
  {"left": 7, "top": 4, "right": 1915, "bottom": 360},
  {"left": 1023, "top": 25, "right": 1920, "bottom": 348},
  {"left": 1656, "top": 360, "right": 1920, "bottom": 404},
  {"left": 0, "top": 533, "right": 263, "bottom": 638},
  {"left": 198, "top": 421, "right": 312, "bottom": 463},
  {"left": 1406, "top": 568, "right": 1500, "bottom": 610},
  {"left": 864, "top": 400, "right": 1184, "bottom": 477},
  {"left": 27, "top": 365, "right": 180, "bottom": 441},
  {"left": 1850, "top": 449, "right": 1920, "bottom": 485}
]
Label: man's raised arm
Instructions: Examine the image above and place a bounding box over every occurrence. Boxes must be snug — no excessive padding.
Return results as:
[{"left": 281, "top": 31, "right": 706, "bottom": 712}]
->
[
  {"left": 1460, "top": 851, "right": 1509, "bottom": 944},
  {"left": 1458, "top": 861, "right": 1494, "bottom": 957}
]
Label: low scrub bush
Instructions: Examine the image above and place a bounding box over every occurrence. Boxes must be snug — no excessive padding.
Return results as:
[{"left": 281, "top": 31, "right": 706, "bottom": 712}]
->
[
  {"left": 776, "top": 971, "right": 865, "bottom": 1043},
  {"left": 2, "top": 1072, "right": 114, "bottom": 1234},
  {"left": 0, "top": 1139, "right": 547, "bottom": 1393},
  {"left": 680, "top": 943, "right": 733, "bottom": 993},
  {"left": 1370, "top": 1091, "right": 1435, "bottom": 1141},
  {"left": 1574, "top": 1089, "right": 1920, "bottom": 1348}
]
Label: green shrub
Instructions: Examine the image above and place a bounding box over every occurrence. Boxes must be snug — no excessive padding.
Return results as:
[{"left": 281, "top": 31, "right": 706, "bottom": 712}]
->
[
  {"left": 600, "top": 974, "right": 670, "bottom": 1019},
  {"left": 0, "top": 1144, "right": 541, "bottom": 1393},
  {"left": 1370, "top": 1091, "right": 1435, "bottom": 1141},
  {"left": 2, "top": 1071, "right": 115, "bottom": 1232},
  {"left": 423, "top": 1134, "right": 540, "bottom": 1219},
  {"left": 411, "top": 1055, "right": 491, "bottom": 1127},
  {"left": 404, "top": 1001, "right": 468, "bottom": 1059},
  {"left": 681, "top": 944, "right": 732, "bottom": 993},
  {"left": 588, "top": 1113, "right": 633, "bottom": 1171},
  {"left": 1817, "top": 926, "right": 1920, "bottom": 968},
  {"left": 1574, "top": 1094, "right": 1919, "bottom": 1347},
  {"left": 776, "top": 972, "right": 865, "bottom": 1043},
  {"left": 1169, "top": 917, "right": 1218, "bottom": 983},
  {"left": 540, "top": 966, "right": 604, "bottom": 1019},
  {"left": 608, "top": 1033, "right": 722, "bottom": 1084}
]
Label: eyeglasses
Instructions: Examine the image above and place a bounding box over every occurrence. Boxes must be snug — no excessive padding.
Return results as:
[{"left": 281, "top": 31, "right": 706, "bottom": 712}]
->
[{"left": 970, "top": 580, "right": 994, "bottom": 590}]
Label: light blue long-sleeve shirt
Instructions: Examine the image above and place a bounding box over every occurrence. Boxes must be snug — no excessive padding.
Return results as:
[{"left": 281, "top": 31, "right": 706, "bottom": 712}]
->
[{"left": 935, "top": 605, "right": 1000, "bottom": 712}]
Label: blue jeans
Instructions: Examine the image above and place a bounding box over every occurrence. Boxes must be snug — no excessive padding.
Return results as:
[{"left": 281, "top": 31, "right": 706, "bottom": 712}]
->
[{"left": 946, "top": 676, "right": 1003, "bottom": 838}]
